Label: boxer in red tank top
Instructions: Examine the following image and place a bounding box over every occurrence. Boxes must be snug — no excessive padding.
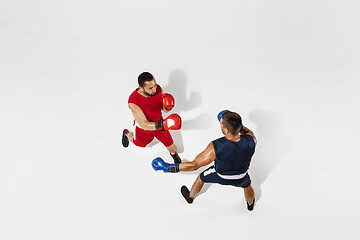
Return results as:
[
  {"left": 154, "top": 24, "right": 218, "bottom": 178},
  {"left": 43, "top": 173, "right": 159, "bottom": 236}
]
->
[{"left": 122, "top": 72, "right": 182, "bottom": 164}]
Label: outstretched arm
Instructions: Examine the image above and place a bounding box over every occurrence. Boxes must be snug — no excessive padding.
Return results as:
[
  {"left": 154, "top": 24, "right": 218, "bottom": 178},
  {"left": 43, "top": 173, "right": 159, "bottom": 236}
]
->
[{"left": 179, "top": 142, "right": 216, "bottom": 171}]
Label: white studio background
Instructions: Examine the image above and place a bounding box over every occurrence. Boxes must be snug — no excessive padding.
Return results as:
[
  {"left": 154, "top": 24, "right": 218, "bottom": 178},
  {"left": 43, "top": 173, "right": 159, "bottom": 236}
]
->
[{"left": 1, "top": 0, "right": 360, "bottom": 239}]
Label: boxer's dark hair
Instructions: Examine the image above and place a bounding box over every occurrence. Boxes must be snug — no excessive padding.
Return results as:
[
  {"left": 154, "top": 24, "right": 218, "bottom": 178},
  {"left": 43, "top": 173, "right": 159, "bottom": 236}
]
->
[
  {"left": 138, "top": 72, "right": 154, "bottom": 88},
  {"left": 222, "top": 111, "right": 243, "bottom": 136}
]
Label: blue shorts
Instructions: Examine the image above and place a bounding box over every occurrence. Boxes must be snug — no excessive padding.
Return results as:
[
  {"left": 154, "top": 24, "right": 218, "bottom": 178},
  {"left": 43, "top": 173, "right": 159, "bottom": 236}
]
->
[{"left": 200, "top": 166, "right": 251, "bottom": 188}]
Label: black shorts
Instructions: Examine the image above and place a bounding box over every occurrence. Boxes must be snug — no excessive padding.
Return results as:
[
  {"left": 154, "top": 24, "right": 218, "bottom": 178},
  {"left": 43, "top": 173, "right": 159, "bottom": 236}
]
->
[{"left": 200, "top": 166, "right": 251, "bottom": 188}]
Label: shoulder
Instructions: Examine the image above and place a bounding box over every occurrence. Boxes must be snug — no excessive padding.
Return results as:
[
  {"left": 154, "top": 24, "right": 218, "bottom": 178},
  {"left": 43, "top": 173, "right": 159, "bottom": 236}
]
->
[
  {"left": 130, "top": 88, "right": 140, "bottom": 97},
  {"left": 211, "top": 137, "right": 226, "bottom": 155},
  {"left": 206, "top": 141, "right": 215, "bottom": 151},
  {"left": 128, "top": 90, "right": 142, "bottom": 110},
  {"left": 212, "top": 136, "right": 226, "bottom": 146},
  {"left": 244, "top": 134, "right": 257, "bottom": 147},
  {"left": 128, "top": 89, "right": 140, "bottom": 103},
  {"left": 128, "top": 102, "right": 141, "bottom": 111},
  {"left": 204, "top": 142, "right": 216, "bottom": 160},
  {"left": 241, "top": 127, "right": 257, "bottom": 146}
]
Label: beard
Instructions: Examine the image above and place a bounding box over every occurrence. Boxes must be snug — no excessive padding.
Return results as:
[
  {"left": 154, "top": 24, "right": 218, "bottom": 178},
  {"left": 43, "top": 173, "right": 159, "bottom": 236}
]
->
[{"left": 143, "top": 89, "right": 156, "bottom": 97}]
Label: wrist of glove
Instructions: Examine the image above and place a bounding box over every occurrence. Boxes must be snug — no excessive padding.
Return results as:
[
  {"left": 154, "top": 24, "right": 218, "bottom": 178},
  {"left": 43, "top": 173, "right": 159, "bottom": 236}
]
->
[
  {"left": 162, "top": 107, "right": 170, "bottom": 112},
  {"left": 168, "top": 164, "right": 179, "bottom": 173},
  {"left": 155, "top": 120, "right": 164, "bottom": 131},
  {"left": 152, "top": 157, "right": 179, "bottom": 173}
]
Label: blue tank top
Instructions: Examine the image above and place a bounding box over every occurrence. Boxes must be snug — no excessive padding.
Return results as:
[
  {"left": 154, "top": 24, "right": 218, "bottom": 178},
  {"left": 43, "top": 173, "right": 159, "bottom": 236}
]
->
[{"left": 212, "top": 135, "right": 255, "bottom": 175}]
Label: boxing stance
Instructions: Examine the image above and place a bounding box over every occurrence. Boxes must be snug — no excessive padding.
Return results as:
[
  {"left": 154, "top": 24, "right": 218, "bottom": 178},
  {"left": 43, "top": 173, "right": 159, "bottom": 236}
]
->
[
  {"left": 152, "top": 110, "right": 257, "bottom": 211},
  {"left": 122, "top": 72, "right": 182, "bottom": 163}
]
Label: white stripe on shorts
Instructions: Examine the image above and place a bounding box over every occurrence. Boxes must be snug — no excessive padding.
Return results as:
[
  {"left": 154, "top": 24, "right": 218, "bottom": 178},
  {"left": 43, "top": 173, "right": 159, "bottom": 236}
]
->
[
  {"left": 203, "top": 167, "right": 248, "bottom": 180},
  {"left": 133, "top": 120, "right": 139, "bottom": 141},
  {"left": 203, "top": 167, "right": 216, "bottom": 177},
  {"left": 217, "top": 171, "right": 248, "bottom": 180}
]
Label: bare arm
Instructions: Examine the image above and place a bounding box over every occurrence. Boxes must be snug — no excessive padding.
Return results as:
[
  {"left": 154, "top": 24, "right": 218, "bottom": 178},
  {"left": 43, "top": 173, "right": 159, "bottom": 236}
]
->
[
  {"left": 128, "top": 103, "right": 157, "bottom": 131},
  {"left": 240, "top": 126, "right": 257, "bottom": 146},
  {"left": 179, "top": 142, "right": 216, "bottom": 171}
]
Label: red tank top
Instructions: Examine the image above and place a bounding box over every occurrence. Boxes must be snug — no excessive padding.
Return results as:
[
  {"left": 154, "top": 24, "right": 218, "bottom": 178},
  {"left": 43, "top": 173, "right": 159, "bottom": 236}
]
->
[{"left": 128, "top": 85, "right": 163, "bottom": 122}]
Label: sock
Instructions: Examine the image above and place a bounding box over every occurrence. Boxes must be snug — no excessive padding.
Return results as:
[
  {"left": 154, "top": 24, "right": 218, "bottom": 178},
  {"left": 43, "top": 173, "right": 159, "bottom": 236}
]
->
[{"left": 170, "top": 152, "right": 182, "bottom": 164}]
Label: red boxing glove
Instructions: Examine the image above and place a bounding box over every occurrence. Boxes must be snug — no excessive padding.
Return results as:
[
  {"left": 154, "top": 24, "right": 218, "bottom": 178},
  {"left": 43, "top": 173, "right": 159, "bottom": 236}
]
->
[
  {"left": 162, "top": 93, "right": 175, "bottom": 111},
  {"left": 156, "top": 114, "right": 182, "bottom": 130},
  {"left": 163, "top": 114, "right": 182, "bottom": 130}
]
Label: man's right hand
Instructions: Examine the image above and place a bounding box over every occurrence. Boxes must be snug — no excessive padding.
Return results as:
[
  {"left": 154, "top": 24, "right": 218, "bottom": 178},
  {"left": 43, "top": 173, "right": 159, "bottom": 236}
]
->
[
  {"left": 156, "top": 114, "right": 182, "bottom": 131},
  {"left": 152, "top": 157, "right": 179, "bottom": 173}
]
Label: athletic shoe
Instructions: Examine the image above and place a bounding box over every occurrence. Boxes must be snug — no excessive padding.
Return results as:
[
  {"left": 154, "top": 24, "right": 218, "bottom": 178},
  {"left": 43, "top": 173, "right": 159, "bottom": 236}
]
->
[
  {"left": 247, "top": 198, "right": 255, "bottom": 211},
  {"left": 122, "top": 129, "right": 129, "bottom": 148},
  {"left": 181, "top": 185, "right": 193, "bottom": 204}
]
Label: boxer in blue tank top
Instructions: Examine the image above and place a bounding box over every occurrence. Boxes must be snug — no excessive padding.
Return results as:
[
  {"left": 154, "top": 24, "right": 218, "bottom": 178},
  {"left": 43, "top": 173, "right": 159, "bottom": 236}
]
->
[{"left": 151, "top": 110, "right": 257, "bottom": 211}]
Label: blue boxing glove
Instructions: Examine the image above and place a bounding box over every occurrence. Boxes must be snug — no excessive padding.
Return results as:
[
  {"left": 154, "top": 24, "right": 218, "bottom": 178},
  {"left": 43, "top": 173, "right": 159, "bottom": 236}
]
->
[
  {"left": 217, "top": 110, "right": 229, "bottom": 121},
  {"left": 152, "top": 157, "right": 179, "bottom": 173}
]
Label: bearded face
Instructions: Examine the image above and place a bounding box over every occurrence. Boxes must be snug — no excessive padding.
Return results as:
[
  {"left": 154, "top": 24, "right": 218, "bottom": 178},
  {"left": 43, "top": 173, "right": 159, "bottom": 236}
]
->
[{"left": 141, "top": 79, "right": 157, "bottom": 97}]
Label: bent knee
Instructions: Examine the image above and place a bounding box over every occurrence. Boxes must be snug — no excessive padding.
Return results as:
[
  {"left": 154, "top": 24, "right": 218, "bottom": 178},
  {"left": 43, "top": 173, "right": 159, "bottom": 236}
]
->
[{"left": 197, "top": 174, "right": 204, "bottom": 183}]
